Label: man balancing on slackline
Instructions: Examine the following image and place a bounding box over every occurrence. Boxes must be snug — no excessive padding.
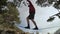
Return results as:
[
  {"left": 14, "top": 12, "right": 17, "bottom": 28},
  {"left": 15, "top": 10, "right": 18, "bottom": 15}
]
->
[{"left": 24, "top": 0, "right": 38, "bottom": 30}]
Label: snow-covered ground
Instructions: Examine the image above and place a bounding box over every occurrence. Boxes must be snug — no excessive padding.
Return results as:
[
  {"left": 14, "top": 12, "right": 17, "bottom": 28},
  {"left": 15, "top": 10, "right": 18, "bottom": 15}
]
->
[{"left": 16, "top": 0, "right": 60, "bottom": 34}]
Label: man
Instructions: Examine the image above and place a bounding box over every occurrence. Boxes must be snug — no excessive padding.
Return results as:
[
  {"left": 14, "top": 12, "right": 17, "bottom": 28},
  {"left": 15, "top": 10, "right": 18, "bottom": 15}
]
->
[{"left": 25, "top": 0, "right": 38, "bottom": 30}]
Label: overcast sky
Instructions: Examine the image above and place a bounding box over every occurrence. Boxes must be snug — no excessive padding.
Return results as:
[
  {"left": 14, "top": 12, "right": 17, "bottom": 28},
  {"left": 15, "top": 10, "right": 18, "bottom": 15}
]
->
[{"left": 15, "top": 0, "right": 60, "bottom": 34}]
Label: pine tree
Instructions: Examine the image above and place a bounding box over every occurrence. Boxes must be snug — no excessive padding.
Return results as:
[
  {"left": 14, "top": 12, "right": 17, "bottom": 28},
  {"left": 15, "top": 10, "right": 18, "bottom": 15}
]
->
[
  {"left": 0, "top": 0, "right": 30, "bottom": 34},
  {"left": 36, "top": 0, "right": 54, "bottom": 7},
  {"left": 0, "top": 0, "right": 20, "bottom": 28}
]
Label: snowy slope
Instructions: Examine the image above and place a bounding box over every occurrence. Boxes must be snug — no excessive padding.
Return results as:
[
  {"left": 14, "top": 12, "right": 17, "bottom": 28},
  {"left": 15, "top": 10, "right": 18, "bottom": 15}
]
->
[{"left": 16, "top": 0, "right": 60, "bottom": 34}]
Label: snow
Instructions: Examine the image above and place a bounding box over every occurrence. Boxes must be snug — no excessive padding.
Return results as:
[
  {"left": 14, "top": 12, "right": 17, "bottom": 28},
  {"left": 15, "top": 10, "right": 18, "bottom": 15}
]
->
[{"left": 16, "top": 0, "right": 60, "bottom": 34}]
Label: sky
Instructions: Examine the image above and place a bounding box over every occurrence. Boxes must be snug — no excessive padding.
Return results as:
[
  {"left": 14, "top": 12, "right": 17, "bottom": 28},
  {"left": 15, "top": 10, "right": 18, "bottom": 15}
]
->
[{"left": 15, "top": 0, "right": 60, "bottom": 34}]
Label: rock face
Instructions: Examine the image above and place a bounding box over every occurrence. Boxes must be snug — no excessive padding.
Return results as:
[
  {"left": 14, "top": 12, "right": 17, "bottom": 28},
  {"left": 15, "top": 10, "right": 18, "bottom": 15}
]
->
[{"left": 54, "top": 29, "right": 60, "bottom": 34}]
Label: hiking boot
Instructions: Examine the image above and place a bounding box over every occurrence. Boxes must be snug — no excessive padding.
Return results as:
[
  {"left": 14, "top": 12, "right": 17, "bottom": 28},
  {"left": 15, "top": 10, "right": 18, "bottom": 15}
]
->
[
  {"left": 33, "top": 27, "right": 38, "bottom": 30},
  {"left": 24, "top": 26, "right": 30, "bottom": 29}
]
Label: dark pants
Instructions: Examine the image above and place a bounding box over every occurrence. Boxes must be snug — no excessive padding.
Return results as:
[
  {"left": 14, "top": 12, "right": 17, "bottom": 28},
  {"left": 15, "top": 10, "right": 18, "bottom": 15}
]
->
[{"left": 28, "top": 12, "right": 35, "bottom": 19}]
